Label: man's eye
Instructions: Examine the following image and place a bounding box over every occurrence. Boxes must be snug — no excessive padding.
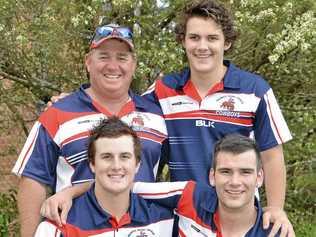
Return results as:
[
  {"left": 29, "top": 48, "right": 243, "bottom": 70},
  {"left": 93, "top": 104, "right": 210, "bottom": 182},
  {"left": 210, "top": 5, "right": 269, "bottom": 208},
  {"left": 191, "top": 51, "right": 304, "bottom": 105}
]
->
[
  {"left": 189, "top": 35, "right": 199, "bottom": 40},
  {"left": 117, "top": 54, "right": 129, "bottom": 61},
  {"left": 208, "top": 36, "right": 218, "bottom": 41},
  {"left": 118, "top": 57, "right": 128, "bottom": 61},
  {"left": 242, "top": 170, "right": 253, "bottom": 175},
  {"left": 99, "top": 56, "right": 109, "bottom": 60},
  {"left": 121, "top": 155, "right": 131, "bottom": 159},
  {"left": 220, "top": 170, "right": 230, "bottom": 174}
]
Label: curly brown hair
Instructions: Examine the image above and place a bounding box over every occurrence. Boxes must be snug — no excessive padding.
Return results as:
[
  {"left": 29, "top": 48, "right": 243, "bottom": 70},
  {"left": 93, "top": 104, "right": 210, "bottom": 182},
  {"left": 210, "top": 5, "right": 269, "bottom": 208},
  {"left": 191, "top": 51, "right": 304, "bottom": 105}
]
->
[{"left": 175, "top": 0, "right": 238, "bottom": 51}]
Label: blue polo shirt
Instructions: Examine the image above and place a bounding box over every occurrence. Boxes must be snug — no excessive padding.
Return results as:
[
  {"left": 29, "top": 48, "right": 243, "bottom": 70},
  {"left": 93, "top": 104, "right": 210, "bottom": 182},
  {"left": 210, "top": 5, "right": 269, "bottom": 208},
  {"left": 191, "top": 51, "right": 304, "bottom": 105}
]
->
[
  {"left": 13, "top": 84, "right": 168, "bottom": 192},
  {"left": 134, "top": 181, "right": 279, "bottom": 236},
  {"left": 35, "top": 185, "right": 174, "bottom": 236},
  {"left": 143, "top": 60, "right": 292, "bottom": 184}
]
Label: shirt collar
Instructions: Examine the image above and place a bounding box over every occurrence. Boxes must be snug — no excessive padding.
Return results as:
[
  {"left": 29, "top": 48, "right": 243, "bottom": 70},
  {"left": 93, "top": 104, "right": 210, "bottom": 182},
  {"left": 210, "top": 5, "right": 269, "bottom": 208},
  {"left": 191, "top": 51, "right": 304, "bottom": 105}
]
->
[
  {"left": 78, "top": 83, "right": 148, "bottom": 111},
  {"left": 86, "top": 185, "right": 149, "bottom": 227},
  {"left": 163, "top": 60, "right": 241, "bottom": 90},
  {"left": 211, "top": 197, "right": 264, "bottom": 236},
  {"left": 246, "top": 198, "right": 266, "bottom": 237},
  {"left": 199, "top": 186, "right": 218, "bottom": 214},
  {"left": 222, "top": 60, "right": 242, "bottom": 89}
]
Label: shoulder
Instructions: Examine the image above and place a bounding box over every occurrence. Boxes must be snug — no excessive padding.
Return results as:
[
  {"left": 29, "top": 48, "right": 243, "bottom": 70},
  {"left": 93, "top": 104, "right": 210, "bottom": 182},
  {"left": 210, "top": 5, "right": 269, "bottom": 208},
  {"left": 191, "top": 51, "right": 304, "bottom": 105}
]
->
[
  {"left": 52, "top": 89, "right": 87, "bottom": 111},
  {"left": 227, "top": 62, "right": 271, "bottom": 96},
  {"left": 132, "top": 193, "right": 174, "bottom": 220},
  {"left": 133, "top": 93, "right": 164, "bottom": 115},
  {"left": 192, "top": 182, "right": 217, "bottom": 202},
  {"left": 160, "top": 68, "right": 190, "bottom": 89},
  {"left": 66, "top": 191, "right": 92, "bottom": 224}
]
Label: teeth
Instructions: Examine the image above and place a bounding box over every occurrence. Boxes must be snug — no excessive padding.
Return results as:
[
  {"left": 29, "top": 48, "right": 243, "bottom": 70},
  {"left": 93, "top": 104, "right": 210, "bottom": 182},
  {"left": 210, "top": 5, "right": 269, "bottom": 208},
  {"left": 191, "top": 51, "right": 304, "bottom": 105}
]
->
[
  {"left": 194, "top": 53, "right": 212, "bottom": 58},
  {"left": 108, "top": 174, "right": 124, "bottom": 178},
  {"left": 196, "top": 55, "right": 210, "bottom": 58},
  {"left": 227, "top": 190, "right": 242, "bottom": 194},
  {"left": 104, "top": 74, "right": 120, "bottom": 79}
]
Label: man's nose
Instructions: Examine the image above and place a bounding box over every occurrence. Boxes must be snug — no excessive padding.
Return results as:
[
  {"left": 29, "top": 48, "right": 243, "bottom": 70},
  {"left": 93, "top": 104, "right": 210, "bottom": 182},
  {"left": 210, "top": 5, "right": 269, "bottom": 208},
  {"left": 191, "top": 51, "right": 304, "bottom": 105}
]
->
[
  {"left": 197, "top": 38, "right": 209, "bottom": 50},
  {"left": 111, "top": 157, "right": 122, "bottom": 170},
  {"left": 106, "top": 58, "right": 120, "bottom": 71},
  {"left": 230, "top": 173, "right": 242, "bottom": 185}
]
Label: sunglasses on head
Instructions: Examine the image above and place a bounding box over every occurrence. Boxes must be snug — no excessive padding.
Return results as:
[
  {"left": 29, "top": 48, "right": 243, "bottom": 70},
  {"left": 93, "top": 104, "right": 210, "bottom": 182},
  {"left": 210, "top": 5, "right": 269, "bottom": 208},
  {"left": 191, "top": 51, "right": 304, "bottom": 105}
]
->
[{"left": 91, "top": 25, "right": 133, "bottom": 44}]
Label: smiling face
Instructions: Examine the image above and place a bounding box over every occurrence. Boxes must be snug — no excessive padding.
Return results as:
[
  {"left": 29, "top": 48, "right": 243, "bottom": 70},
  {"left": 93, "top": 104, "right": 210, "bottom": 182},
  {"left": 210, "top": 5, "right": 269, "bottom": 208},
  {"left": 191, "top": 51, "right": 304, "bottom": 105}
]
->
[
  {"left": 209, "top": 150, "right": 263, "bottom": 212},
  {"left": 90, "top": 135, "right": 139, "bottom": 196},
  {"left": 85, "top": 39, "right": 136, "bottom": 99},
  {"left": 182, "top": 16, "right": 231, "bottom": 76}
]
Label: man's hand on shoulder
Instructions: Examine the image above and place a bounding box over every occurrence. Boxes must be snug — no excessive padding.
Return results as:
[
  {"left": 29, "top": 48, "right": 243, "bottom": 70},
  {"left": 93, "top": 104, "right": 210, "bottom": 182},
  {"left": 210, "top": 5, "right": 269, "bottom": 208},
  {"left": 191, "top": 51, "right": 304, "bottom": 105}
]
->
[
  {"left": 40, "top": 189, "right": 73, "bottom": 227},
  {"left": 45, "top": 92, "right": 70, "bottom": 110},
  {"left": 263, "top": 206, "right": 295, "bottom": 237}
]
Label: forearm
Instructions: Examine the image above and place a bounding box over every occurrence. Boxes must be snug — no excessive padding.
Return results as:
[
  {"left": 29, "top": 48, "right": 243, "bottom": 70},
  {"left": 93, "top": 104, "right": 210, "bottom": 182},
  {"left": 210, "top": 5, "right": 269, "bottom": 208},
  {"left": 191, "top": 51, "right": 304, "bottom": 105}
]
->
[
  {"left": 261, "top": 145, "right": 286, "bottom": 208},
  {"left": 18, "top": 177, "right": 47, "bottom": 237},
  {"left": 63, "top": 182, "right": 92, "bottom": 198}
]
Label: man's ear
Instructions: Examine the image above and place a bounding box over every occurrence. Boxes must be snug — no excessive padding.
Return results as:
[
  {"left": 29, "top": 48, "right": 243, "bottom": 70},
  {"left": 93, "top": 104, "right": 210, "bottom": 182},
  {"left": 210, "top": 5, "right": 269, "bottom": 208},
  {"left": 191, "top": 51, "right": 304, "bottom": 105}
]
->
[
  {"left": 132, "top": 57, "right": 137, "bottom": 76},
  {"left": 209, "top": 168, "right": 215, "bottom": 186},
  {"left": 135, "top": 161, "right": 141, "bottom": 174},
  {"left": 85, "top": 53, "right": 91, "bottom": 73},
  {"left": 224, "top": 41, "right": 232, "bottom": 51},
  {"left": 89, "top": 162, "right": 95, "bottom": 174},
  {"left": 256, "top": 168, "right": 264, "bottom": 188}
]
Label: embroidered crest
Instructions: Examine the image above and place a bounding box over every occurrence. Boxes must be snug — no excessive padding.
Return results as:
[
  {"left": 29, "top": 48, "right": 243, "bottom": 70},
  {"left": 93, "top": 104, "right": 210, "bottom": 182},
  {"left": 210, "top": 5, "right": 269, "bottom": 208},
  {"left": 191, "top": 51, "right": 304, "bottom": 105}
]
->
[
  {"left": 220, "top": 98, "right": 235, "bottom": 111},
  {"left": 128, "top": 229, "right": 156, "bottom": 237},
  {"left": 131, "top": 115, "right": 145, "bottom": 127}
]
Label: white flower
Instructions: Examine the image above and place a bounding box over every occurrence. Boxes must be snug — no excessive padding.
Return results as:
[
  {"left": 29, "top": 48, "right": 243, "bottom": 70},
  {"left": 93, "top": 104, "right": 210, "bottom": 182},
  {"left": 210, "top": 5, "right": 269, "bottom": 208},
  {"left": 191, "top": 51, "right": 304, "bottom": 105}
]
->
[{"left": 268, "top": 54, "right": 279, "bottom": 64}]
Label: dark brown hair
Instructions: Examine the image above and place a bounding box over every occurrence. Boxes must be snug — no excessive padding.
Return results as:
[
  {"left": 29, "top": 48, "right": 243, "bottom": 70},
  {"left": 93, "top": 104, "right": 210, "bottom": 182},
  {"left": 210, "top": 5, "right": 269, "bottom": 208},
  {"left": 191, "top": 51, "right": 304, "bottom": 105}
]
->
[
  {"left": 87, "top": 116, "right": 141, "bottom": 165},
  {"left": 175, "top": 0, "right": 238, "bottom": 51},
  {"left": 212, "top": 134, "right": 262, "bottom": 171}
]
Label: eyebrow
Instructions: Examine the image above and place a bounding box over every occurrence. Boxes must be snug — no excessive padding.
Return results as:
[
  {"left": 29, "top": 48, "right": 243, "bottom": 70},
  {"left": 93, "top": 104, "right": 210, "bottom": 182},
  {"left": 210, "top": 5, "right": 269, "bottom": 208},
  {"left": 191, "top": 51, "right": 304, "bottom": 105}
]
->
[
  {"left": 117, "top": 52, "right": 131, "bottom": 57},
  {"left": 121, "top": 152, "right": 133, "bottom": 155},
  {"left": 216, "top": 167, "right": 255, "bottom": 171}
]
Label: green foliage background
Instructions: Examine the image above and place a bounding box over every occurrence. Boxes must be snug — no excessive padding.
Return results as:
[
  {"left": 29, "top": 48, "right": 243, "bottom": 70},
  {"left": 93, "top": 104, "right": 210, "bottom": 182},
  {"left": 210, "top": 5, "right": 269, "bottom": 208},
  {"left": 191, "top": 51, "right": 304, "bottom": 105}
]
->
[{"left": 0, "top": 0, "right": 315, "bottom": 236}]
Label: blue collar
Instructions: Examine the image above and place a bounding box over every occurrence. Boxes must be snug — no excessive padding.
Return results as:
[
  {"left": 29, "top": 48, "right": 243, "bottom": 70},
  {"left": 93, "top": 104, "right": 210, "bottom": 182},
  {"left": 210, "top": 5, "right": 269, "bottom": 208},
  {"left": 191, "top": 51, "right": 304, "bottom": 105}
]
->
[
  {"left": 163, "top": 60, "right": 242, "bottom": 90},
  {"left": 85, "top": 185, "right": 150, "bottom": 227},
  {"left": 78, "top": 83, "right": 148, "bottom": 110},
  {"left": 207, "top": 196, "right": 265, "bottom": 236}
]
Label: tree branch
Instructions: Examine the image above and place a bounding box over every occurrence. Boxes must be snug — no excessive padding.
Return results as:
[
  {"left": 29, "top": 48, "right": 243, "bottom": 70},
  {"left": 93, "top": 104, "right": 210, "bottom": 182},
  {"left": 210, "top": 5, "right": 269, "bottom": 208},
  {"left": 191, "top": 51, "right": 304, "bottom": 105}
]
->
[{"left": 0, "top": 70, "right": 61, "bottom": 92}]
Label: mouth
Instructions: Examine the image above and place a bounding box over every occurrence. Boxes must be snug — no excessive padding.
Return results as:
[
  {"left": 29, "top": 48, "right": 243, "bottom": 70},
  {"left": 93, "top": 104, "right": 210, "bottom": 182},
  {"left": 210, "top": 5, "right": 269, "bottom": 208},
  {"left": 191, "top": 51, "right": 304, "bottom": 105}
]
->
[
  {"left": 108, "top": 174, "right": 125, "bottom": 181},
  {"left": 225, "top": 190, "right": 244, "bottom": 196},
  {"left": 193, "top": 53, "right": 212, "bottom": 59},
  {"left": 103, "top": 74, "right": 121, "bottom": 80}
]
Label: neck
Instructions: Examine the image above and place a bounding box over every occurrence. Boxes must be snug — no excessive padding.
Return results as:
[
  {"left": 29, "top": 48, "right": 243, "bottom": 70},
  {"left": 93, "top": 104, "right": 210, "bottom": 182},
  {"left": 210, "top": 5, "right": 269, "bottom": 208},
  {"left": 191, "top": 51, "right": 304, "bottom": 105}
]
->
[
  {"left": 94, "top": 184, "right": 130, "bottom": 220},
  {"left": 218, "top": 201, "right": 257, "bottom": 237},
  {"left": 86, "top": 87, "right": 129, "bottom": 115},
  {"left": 190, "top": 63, "right": 227, "bottom": 98}
]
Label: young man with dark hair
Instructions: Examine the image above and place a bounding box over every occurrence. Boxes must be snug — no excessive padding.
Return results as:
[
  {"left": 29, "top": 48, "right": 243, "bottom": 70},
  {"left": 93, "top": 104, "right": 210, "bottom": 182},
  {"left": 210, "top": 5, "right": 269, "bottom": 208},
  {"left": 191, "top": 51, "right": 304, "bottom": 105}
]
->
[
  {"left": 143, "top": 0, "right": 292, "bottom": 235},
  {"left": 134, "top": 134, "right": 281, "bottom": 236},
  {"left": 34, "top": 117, "right": 174, "bottom": 236}
]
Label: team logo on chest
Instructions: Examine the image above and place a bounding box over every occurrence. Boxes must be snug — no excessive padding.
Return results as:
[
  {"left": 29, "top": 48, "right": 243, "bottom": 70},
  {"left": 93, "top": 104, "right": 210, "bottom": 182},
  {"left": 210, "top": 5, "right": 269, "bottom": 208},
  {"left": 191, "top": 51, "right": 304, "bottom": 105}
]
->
[
  {"left": 128, "top": 228, "right": 156, "bottom": 237},
  {"left": 127, "top": 112, "right": 151, "bottom": 132},
  {"left": 216, "top": 95, "right": 244, "bottom": 118},
  {"left": 132, "top": 115, "right": 145, "bottom": 127},
  {"left": 220, "top": 98, "right": 235, "bottom": 111}
]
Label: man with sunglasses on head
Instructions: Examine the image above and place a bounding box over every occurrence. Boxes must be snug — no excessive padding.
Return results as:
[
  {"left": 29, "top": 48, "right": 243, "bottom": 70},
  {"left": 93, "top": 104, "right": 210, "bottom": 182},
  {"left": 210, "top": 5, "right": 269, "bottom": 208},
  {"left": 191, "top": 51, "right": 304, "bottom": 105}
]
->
[{"left": 12, "top": 23, "right": 168, "bottom": 237}]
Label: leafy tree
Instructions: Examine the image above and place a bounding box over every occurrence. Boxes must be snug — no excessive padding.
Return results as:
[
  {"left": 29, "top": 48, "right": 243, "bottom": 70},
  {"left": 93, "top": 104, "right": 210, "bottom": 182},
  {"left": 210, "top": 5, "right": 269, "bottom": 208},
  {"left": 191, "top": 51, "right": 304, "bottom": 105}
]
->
[{"left": 0, "top": 0, "right": 315, "bottom": 235}]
